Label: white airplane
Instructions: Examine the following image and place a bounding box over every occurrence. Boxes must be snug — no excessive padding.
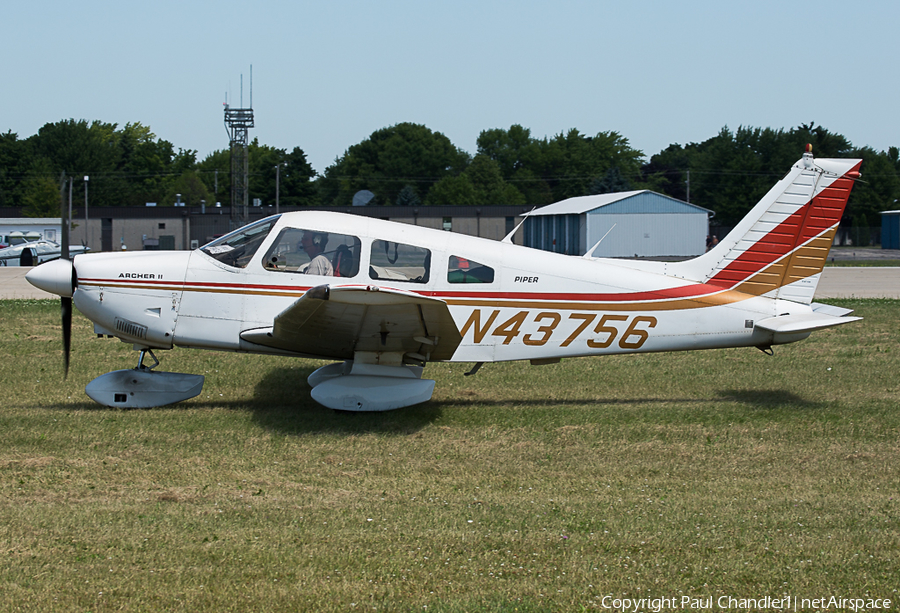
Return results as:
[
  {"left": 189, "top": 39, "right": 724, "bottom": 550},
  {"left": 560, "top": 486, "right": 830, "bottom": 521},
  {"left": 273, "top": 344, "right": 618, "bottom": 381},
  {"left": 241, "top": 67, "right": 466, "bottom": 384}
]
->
[
  {"left": 0, "top": 239, "right": 89, "bottom": 266},
  {"left": 26, "top": 150, "right": 862, "bottom": 411}
]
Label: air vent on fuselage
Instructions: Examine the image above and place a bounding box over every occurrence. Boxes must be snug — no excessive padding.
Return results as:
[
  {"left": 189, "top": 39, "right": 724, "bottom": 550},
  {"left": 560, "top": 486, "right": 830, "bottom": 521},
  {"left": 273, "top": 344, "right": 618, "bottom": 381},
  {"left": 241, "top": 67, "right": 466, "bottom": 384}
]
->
[{"left": 114, "top": 317, "right": 147, "bottom": 340}]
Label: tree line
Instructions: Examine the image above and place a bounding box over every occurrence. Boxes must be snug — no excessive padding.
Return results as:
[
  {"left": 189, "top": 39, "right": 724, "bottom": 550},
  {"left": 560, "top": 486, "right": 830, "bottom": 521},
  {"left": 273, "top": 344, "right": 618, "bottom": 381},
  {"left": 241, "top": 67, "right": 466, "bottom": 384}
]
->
[{"left": 2, "top": 119, "right": 897, "bottom": 228}]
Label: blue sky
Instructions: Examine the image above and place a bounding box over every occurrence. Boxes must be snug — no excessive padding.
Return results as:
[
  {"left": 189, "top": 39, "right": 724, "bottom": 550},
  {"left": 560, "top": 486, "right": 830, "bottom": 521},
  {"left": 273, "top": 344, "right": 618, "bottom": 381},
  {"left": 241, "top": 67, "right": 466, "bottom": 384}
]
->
[{"left": 4, "top": 0, "right": 897, "bottom": 174}]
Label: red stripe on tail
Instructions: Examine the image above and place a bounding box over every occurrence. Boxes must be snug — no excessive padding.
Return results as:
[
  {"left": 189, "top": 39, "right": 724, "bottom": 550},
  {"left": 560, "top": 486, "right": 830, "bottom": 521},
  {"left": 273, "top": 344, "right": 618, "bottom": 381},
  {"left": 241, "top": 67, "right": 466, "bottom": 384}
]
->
[{"left": 708, "top": 164, "right": 860, "bottom": 290}]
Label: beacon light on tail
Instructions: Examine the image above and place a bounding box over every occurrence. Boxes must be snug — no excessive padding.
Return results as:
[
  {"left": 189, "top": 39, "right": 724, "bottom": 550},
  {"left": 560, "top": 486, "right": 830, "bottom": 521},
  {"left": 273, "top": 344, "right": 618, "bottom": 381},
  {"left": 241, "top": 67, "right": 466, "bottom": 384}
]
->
[{"left": 27, "top": 150, "right": 862, "bottom": 411}]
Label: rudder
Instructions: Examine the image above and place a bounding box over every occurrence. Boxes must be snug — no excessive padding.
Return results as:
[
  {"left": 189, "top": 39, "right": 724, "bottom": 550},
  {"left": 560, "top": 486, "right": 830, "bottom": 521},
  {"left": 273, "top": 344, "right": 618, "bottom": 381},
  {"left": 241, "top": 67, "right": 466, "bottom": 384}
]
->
[{"left": 675, "top": 150, "right": 861, "bottom": 304}]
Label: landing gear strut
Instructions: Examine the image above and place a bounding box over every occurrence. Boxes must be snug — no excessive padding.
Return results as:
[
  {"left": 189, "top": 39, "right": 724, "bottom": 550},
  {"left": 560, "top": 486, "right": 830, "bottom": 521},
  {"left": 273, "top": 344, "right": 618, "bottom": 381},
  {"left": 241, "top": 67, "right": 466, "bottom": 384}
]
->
[{"left": 137, "top": 348, "right": 160, "bottom": 371}]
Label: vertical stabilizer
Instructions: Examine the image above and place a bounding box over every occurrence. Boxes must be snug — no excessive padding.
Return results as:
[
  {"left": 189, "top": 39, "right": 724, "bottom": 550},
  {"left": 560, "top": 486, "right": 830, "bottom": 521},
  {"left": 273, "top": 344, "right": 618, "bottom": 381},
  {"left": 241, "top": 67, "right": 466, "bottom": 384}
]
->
[{"left": 673, "top": 151, "right": 861, "bottom": 304}]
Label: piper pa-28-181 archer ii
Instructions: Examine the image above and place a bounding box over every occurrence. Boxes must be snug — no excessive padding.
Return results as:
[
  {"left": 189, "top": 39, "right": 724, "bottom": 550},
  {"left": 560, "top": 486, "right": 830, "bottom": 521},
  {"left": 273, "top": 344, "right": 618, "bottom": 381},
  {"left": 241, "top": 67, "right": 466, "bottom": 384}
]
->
[{"left": 27, "top": 149, "right": 862, "bottom": 411}]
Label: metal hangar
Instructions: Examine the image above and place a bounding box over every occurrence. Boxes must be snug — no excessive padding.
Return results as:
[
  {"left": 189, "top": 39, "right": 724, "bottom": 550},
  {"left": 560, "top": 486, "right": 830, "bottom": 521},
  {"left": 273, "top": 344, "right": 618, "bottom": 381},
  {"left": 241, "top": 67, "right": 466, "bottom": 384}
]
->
[{"left": 523, "top": 190, "right": 713, "bottom": 258}]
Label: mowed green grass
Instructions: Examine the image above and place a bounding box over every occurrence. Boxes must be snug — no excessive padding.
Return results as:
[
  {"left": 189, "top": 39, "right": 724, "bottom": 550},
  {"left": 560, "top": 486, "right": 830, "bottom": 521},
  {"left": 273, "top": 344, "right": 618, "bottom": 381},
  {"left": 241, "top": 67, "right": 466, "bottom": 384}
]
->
[{"left": 1, "top": 299, "right": 898, "bottom": 612}]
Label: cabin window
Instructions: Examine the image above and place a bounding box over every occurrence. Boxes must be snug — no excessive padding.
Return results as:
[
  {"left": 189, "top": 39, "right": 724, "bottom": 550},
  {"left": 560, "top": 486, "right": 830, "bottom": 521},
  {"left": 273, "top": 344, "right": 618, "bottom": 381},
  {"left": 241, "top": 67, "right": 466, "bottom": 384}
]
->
[
  {"left": 447, "top": 255, "right": 494, "bottom": 284},
  {"left": 262, "top": 228, "right": 361, "bottom": 277},
  {"left": 201, "top": 216, "right": 279, "bottom": 268},
  {"left": 369, "top": 240, "right": 430, "bottom": 283}
]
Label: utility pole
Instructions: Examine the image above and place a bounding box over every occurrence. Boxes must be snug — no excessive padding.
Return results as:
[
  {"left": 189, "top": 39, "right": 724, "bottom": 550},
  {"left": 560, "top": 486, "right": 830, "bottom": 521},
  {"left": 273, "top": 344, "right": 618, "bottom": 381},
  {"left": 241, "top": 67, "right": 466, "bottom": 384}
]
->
[
  {"left": 275, "top": 164, "right": 280, "bottom": 215},
  {"left": 59, "top": 173, "right": 68, "bottom": 260},
  {"left": 84, "top": 176, "right": 89, "bottom": 249},
  {"left": 68, "top": 178, "right": 73, "bottom": 246},
  {"left": 686, "top": 169, "right": 691, "bottom": 204},
  {"left": 275, "top": 162, "right": 287, "bottom": 214}
]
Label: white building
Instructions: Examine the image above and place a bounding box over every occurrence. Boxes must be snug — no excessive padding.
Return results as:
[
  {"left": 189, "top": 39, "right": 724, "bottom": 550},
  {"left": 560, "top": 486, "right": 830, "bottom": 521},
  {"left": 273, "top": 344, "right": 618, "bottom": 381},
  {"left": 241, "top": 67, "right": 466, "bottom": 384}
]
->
[
  {"left": 523, "top": 191, "right": 713, "bottom": 258},
  {"left": 0, "top": 218, "right": 62, "bottom": 246}
]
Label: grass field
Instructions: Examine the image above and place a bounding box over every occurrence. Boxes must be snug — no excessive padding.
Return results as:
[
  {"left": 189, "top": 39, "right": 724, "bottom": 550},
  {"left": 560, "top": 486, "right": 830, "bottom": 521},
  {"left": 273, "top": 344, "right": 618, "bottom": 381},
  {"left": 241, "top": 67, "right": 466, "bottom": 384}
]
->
[{"left": 1, "top": 299, "right": 898, "bottom": 612}]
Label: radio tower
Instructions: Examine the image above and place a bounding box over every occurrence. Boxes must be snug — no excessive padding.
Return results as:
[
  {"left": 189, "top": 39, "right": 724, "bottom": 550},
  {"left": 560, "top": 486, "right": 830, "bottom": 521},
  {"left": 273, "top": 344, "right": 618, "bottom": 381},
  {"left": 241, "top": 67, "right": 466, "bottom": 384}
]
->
[{"left": 224, "top": 67, "right": 254, "bottom": 228}]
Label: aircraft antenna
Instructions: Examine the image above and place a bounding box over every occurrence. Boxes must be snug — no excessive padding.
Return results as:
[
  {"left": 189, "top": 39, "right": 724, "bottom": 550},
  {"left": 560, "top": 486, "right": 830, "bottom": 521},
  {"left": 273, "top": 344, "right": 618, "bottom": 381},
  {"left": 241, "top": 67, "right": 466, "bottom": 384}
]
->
[
  {"left": 501, "top": 206, "right": 537, "bottom": 244},
  {"left": 224, "top": 67, "right": 254, "bottom": 228},
  {"left": 583, "top": 223, "right": 617, "bottom": 259}
]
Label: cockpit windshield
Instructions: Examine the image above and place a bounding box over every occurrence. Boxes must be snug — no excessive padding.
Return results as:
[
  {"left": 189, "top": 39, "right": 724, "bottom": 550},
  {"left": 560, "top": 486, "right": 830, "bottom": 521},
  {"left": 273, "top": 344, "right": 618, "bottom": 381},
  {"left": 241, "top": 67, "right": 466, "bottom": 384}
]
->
[{"left": 201, "top": 216, "right": 280, "bottom": 268}]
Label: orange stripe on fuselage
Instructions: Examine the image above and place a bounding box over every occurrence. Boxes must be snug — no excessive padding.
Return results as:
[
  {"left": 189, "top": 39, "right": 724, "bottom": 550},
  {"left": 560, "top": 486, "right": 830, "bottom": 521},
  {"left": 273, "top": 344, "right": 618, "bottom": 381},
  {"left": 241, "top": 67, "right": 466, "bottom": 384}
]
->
[{"left": 78, "top": 276, "right": 758, "bottom": 312}]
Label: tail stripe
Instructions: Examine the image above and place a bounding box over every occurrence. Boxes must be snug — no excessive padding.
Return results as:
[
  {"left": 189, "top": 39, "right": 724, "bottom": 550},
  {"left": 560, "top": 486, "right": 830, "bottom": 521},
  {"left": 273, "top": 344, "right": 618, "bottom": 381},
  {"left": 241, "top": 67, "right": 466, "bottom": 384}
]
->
[{"left": 707, "top": 162, "right": 859, "bottom": 294}]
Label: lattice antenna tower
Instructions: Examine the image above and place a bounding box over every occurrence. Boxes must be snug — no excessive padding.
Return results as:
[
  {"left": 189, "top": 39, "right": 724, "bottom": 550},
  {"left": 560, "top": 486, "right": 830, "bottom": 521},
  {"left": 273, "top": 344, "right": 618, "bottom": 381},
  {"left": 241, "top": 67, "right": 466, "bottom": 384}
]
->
[{"left": 224, "top": 66, "right": 254, "bottom": 228}]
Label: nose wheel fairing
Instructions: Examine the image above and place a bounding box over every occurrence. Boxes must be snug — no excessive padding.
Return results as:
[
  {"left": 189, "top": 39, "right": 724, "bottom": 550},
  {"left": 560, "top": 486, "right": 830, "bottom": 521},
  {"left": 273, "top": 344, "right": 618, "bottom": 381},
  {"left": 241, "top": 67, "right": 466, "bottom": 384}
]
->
[
  {"left": 84, "top": 349, "right": 204, "bottom": 409},
  {"left": 85, "top": 369, "right": 205, "bottom": 409}
]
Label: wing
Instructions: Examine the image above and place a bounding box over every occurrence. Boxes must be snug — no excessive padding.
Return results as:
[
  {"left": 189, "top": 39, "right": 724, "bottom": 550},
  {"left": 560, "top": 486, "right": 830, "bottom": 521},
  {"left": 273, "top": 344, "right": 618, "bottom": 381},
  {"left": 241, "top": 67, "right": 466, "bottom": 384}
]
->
[{"left": 240, "top": 284, "right": 462, "bottom": 362}]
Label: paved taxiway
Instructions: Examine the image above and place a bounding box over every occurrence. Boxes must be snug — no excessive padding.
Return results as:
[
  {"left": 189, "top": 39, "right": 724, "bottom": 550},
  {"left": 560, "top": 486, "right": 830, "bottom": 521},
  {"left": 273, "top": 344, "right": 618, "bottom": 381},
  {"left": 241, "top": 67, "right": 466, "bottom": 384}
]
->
[{"left": 1, "top": 265, "right": 898, "bottom": 300}]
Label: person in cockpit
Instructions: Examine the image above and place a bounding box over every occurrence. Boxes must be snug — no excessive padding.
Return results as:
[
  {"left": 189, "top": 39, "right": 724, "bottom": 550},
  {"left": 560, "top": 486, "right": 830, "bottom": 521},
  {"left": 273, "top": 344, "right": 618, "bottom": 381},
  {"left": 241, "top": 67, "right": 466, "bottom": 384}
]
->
[{"left": 300, "top": 231, "right": 333, "bottom": 276}]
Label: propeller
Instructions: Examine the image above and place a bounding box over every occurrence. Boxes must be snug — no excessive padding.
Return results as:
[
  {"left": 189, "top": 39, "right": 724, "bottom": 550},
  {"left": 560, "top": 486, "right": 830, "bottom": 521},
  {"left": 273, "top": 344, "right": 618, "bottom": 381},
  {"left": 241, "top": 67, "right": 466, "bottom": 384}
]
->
[
  {"left": 25, "top": 257, "right": 77, "bottom": 375},
  {"left": 59, "top": 232, "right": 88, "bottom": 376},
  {"left": 24, "top": 175, "right": 79, "bottom": 378},
  {"left": 62, "top": 294, "right": 71, "bottom": 378},
  {"left": 61, "top": 175, "right": 71, "bottom": 378}
]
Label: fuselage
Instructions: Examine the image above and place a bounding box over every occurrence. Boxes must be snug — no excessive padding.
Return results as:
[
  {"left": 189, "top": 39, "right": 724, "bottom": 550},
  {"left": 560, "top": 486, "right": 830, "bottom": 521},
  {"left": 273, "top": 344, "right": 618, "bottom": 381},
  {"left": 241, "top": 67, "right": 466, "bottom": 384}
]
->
[{"left": 70, "top": 210, "right": 810, "bottom": 363}]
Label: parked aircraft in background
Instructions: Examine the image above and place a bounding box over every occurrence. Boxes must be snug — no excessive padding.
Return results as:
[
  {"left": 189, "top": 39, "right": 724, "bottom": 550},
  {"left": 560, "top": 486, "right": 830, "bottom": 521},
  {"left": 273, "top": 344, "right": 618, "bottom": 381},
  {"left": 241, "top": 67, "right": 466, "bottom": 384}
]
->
[
  {"left": 0, "top": 240, "right": 89, "bottom": 267},
  {"left": 26, "top": 149, "right": 861, "bottom": 411}
]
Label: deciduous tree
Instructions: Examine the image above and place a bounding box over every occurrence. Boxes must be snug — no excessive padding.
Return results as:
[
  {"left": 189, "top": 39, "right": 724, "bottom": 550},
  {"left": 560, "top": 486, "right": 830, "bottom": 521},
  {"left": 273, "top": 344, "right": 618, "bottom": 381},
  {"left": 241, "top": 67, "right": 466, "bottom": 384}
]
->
[{"left": 319, "top": 123, "right": 469, "bottom": 206}]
